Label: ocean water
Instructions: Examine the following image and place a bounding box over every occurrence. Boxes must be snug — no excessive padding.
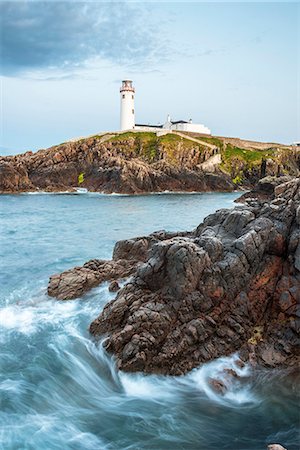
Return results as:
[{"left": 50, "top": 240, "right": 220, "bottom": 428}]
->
[{"left": 0, "top": 192, "right": 299, "bottom": 450}]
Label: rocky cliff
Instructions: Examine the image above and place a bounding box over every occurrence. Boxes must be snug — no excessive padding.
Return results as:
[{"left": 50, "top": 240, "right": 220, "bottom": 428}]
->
[
  {"left": 1, "top": 131, "right": 299, "bottom": 194},
  {"left": 48, "top": 178, "right": 300, "bottom": 375}
]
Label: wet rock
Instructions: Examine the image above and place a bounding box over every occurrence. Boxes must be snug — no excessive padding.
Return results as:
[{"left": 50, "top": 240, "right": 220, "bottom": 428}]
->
[
  {"left": 208, "top": 378, "right": 227, "bottom": 395},
  {"left": 48, "top": 267, "right": 100, "bottom": 300},
  {"left": 235, "top": 359, "right": 245, "bottom": 369},
  {"left": 88, "top": 178, "right": 300, "bottom": 375},
  {"left": 48, "top": 255, "right": 140, "bottom": 300},
  {"left": 223, "top": 368, "right": 238, "bottom": 378},
  {"left": 109, "top": 281, "right": 120, "bottom": 292}
]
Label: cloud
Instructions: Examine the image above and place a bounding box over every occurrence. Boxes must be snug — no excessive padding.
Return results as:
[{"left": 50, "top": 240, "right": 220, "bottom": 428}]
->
[{"left": 0, "top": 1, "right": 169, "bottom": 76}]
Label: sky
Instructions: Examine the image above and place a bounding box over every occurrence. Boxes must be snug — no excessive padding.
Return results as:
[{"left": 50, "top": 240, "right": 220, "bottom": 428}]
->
[{"left": 0, "top": 0, "right": 299, "bottom": 155}]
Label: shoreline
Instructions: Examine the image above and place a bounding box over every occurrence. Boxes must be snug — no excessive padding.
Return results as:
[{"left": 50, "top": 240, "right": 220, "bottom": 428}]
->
[{"left": 0, "top": 188, "right": 244, "bottom": 196}]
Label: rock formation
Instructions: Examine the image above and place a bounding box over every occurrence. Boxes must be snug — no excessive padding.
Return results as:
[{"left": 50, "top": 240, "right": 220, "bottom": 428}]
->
[
  {"left": 48, "top": 178, "right": 300, "bottom": 376},
  {"left": 1, "top": 132, "right": 299, "bottom": 194},
  {"left": 48, "top": 233, "right": 181, "bottom": 300},
  {"left": 48, "top": 236, "right": 152, "bottom": 300},
  {"left": 236, "top": 175, "right": 295, "bottom": 203}
]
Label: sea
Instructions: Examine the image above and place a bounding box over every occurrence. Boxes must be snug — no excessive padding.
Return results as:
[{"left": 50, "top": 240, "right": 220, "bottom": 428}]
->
[{"left": 0, "top": 191, "right": 299, "bottom": 450}]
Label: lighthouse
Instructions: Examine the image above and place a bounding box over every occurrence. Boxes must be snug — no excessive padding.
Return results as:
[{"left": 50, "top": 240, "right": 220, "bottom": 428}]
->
[{"left": 120, "top": 80, "right": 135, "bottom": 131}]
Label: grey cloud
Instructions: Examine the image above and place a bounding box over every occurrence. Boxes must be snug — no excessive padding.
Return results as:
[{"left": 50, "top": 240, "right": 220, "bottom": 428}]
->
[{"left": 0, "top": 1, "right": 168, "bottom": 76}]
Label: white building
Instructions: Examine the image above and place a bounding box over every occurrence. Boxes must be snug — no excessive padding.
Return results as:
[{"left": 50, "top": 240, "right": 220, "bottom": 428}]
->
[
  {"left": 120, "top": 80, "right": 135, "bottom": 131},
  {"left": 120, "top": 80, "right": 211, "bottom": 135},
  {"left": 162, "top": 114, "right": 211, "bottom": 134}
]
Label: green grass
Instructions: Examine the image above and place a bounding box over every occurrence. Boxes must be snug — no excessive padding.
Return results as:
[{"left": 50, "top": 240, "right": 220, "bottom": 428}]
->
[
  {"left": 112, "top": 131, "right": 200, "bottom": 146},
  {"left": 158, "top": 133, "right": 183, "bottom": 143},
  {"left": 91, "top": 134, "right": 104, "bottom": 140},
  {"left": 160, "top": 133, "right": 204, "bottom": 149},
  {"left": 110, "top": 132, "right": 157, "bottom": 142},
  {"left": 197, "top": 136, "right": 224, "bottom": 148},
  {"left": 110, "top": 132, "right": 160, "bottom": 161},
  {"left": 223, "top": 144, "right": 276, "bottom": 164},
  {"left": 109, "top": 132, "right": 201, "bottom": 163}
]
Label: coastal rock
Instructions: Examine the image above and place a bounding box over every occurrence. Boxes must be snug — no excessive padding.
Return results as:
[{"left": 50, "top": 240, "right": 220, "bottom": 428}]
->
[
  {"left": 109, "top": 281, "right": 120, "bottom": 292},
  {"left": 208, "top": 378, "right": 227, "bottom": 395},
  {"left": 48, "top": 258, "right": 138, "bottom": 300},
  {"left": 48, "top": 234, "right": 186, "bottom": 300},
  {"left": 1, "top": 133, "right": 299, "bottom": 194},
  {"left": 236, "top": 175, "right": 294, "bottom": 203},
  {"left": 87, "top": 178, "right": 300, "bottom": 375}
]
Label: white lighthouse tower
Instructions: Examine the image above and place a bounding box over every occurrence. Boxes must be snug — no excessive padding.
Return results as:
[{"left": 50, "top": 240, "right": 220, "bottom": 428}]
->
[{"left": 120, "top": 80, "right": 135, "bottom": 131}]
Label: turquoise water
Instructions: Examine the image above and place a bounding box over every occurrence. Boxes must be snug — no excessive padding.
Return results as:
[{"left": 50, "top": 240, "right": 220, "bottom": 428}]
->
[{"left": 0, "top": 192, "right": 299, "bottom": 450}]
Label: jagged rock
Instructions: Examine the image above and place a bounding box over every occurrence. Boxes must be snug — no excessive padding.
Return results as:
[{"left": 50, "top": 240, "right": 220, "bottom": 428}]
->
[
  {"left": 48, "top": 233, "right": 186, "bottom": 300},
  {"left": 113, "top": 237, "right": 150, "bottom": 262},
  {"left": 109, "top": 281, "right": 120, "bottom": 292},
  {"left": 87, "top": 178, "right": 300, "bottom": 375},
  {"left": 237, "top": 175, "right": 294, "bottom": 203},
  {"left": 48, "top": 258, "right": 139, "bottom": 300}
]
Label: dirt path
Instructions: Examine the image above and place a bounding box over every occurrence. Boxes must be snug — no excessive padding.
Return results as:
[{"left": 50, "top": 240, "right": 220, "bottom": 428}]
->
[{"left": 173, "top": 131, "right": 218, "bottom": 150}]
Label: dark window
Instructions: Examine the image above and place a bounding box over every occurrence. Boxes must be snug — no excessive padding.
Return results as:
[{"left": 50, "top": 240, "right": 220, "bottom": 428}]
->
[
  {"left": 132, "top": 109, "right": 134, "bottom": 114},
  {"left": 122, "top": 94, "right": 125, "bottom": 98},
  {"left": 132, "top": 95, "right": 134, "bottom": 99}
]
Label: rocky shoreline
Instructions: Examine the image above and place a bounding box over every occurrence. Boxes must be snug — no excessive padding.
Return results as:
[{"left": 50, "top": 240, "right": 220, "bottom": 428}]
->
[
  {"left": 1, "top": 132, "right": 299, "bottom": 194},
  {"left": 48, "top": 177, "right": 300, "bottom": 375}
]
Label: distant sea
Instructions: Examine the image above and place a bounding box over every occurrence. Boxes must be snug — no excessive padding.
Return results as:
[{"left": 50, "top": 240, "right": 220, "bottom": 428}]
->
[{"left": 0, "top": 192, "right": 298, "bottom": 450}]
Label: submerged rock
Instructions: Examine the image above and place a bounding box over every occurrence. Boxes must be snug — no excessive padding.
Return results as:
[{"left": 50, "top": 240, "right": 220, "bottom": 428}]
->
[
  {"left": 208, "top": 378, "right": 227, "bottom": 395},
  {"left": 86, "top": 178, "right": 300, "bottom": 375}
]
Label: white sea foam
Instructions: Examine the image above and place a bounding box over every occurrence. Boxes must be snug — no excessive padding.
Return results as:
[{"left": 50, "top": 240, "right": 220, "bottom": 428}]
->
[
  {"left": 0, "top": 305, "right": 36, "bottom": 333},
  {"left": 187, "top": 353, "right": 258, "bottom": 406},
  {"left": 119, "top": 372, "right": 173, "bottom": 399},
  {"left": 118, "top": 352, "right": 257, "bottom": 407},
  {"left": 0, "top": 379, "right": 26, "bottom": 394},
  {"left": 0, "top": 295, "right": 78, "bottom": 336}
]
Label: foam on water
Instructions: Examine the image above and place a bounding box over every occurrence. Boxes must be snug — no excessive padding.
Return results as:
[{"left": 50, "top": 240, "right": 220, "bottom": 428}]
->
[
  {"left": 119, "top": 372, "right": 175, "bottom": 400},
  {"left": 187, "top": 353, "right": 258, "bottom": 406}
]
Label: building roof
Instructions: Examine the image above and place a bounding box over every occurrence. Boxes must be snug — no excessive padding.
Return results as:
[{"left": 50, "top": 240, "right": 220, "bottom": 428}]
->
[
  {"left": 135, "top": 124, "right": 163, "bottom": 128},
  {"left": 171, "top": 120, "right": 188, "bottom": 125}
]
